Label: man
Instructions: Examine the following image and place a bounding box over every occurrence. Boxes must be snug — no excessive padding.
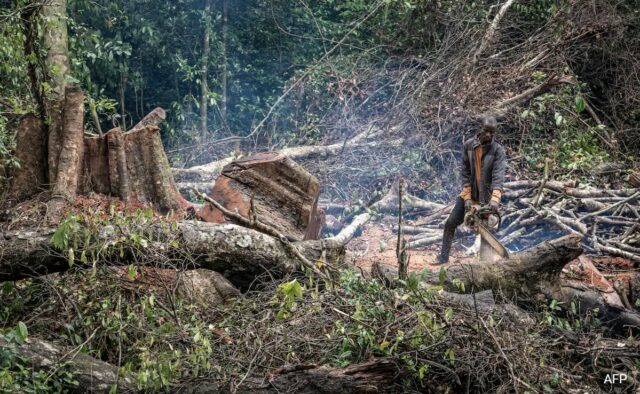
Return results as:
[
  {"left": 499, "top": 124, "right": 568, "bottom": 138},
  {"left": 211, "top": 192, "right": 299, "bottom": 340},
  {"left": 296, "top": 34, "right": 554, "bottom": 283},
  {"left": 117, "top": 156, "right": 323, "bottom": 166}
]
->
[{"left": 436, "top": 116, "right": 507, "bottom": 264}]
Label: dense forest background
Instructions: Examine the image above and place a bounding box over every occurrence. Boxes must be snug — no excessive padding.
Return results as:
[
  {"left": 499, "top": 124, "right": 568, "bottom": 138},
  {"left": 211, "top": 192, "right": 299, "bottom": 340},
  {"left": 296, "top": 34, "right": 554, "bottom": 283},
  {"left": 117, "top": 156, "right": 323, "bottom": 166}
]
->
[
  {"left": 1, "top": 0, "right": 640, "bottom": 392},
  {"left": 3, "top": 0, "right": 638, "bottom": 177}
]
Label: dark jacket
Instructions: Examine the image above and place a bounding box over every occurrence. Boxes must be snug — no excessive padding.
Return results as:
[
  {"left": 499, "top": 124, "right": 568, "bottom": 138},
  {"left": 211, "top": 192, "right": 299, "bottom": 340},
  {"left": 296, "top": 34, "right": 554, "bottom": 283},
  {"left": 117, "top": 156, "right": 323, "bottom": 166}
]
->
[{"left": 461, "top": 136, "right": 507, "bottom": 204}]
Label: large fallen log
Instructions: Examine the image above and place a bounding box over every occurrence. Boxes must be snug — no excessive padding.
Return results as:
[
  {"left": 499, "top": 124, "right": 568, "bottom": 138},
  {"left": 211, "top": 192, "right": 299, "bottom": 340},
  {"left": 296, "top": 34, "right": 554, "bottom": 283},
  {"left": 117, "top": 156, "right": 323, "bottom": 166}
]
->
[
  {"left": 441, "top": 234, "right": 583, "bottom": 297},
  {"left": 0, "top": 333, "right": 396, "bottom": 394},
  {"left": 0, "top": 336, "right": 136, "bottom": 393},
  {"left": 0, "top": 221, "right": 346, "bottom": 289}
]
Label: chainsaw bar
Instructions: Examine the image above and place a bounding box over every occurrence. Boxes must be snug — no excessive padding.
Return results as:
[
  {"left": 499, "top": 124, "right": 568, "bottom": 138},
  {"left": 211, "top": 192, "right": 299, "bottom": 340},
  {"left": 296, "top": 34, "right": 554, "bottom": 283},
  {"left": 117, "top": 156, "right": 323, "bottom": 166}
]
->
[{"left": 477, "top": 223, "right": 510, "bottom": 259}]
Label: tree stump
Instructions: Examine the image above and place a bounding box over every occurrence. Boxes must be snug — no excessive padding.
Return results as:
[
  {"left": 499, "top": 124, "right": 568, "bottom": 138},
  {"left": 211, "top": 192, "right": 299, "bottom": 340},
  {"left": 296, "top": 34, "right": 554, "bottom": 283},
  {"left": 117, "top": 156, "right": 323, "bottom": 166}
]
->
[{"left": 198, "top": 152, "right": 325, "bottom": 240}]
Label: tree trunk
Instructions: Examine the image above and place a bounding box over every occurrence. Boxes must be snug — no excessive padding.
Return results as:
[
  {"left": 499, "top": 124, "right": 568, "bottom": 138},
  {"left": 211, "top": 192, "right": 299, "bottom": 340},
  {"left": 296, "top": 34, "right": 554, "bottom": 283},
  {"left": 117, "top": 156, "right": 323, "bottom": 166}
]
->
[
  {"left": 0, "top": 334, "right": 395, "bottom": 394},
  {"left": 221, "top": 0, "right": 228, "bottom": 121},
  {"left": 173, "top": 128, "right": 396, "bottom": 182},
  {"left": 441, "top": 234, "right": 583, "bottom": 298},
  {"left": 0, "top": 336, "right": 136, "bottom": 393},
  {"left": 0, "top": 221, "right": 344, "bottom": 289},
  {"left": 48, "top": 86, "right": 85, "bottom": 219},
  {"left": 82, "top": 123, "right": 190, "bottom": 213},
  {"left": 42, "top": 0, "right": 70, "bottom": 185},
  {"left": 200, "top": 0, "right": 212, "bottom": 135}
]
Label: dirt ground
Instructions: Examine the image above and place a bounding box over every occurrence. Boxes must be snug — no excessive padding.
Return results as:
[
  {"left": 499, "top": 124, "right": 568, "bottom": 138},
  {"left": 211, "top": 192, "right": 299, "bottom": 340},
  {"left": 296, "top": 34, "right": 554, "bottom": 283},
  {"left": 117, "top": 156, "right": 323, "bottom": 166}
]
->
[
  {"left": 347, "top": 215, "right": 477, "bottom": 275},
  {"left": 347, "top": 215, "right": 637, "bottom": 298}
]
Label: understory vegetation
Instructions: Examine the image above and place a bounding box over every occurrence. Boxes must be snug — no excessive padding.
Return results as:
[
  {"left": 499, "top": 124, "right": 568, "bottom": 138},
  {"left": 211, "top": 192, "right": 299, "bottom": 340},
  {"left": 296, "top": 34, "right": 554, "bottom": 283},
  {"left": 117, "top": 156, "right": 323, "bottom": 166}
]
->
[
  {"left": 0, "top": 237, "right": 624, "bottom": 392},
  {"left": 1, "top": 0, "right": 640, "bottom": 392}
]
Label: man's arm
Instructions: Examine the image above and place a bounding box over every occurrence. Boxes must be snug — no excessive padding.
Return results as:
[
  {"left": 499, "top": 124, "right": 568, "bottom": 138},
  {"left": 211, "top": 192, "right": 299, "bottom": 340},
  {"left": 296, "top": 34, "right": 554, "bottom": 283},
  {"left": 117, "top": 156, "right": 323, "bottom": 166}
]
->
[
  {"left": 490, "top": 145, "right": 507, "bottom": 207},
  {"left": 459, "top": 143, "right": 472, "bottom": 201}
]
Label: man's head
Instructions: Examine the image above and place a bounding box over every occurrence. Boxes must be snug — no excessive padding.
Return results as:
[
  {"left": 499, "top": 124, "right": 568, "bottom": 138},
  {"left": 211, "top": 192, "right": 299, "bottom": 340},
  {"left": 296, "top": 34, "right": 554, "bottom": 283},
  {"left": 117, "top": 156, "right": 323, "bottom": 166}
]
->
[{"left": 477, "top": 116, "right": 498, "bottom": 144}]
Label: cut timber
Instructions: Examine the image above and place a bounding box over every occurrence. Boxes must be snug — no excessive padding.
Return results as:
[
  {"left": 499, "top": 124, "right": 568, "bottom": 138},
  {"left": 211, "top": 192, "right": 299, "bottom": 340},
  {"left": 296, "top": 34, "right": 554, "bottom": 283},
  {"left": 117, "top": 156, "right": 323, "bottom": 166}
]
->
[
  {"left": 371, "top": 179, "right": 444, "bottom": 214},
  {"left": 0, "top": 336, "right": 136, "bottom": 393},
  {"left": 441, "top": 235, "right": 583, "bottom": 297},
  {"left": 5, "top": 115, "right": 47, "bottom": 204},
  {"left": 172, "top": 127, "right": 391, "bottom": 182},
  {"left": 0, "top": 221, "right": 344, "bottom": 289},
  {"left": 198, "top": 152, "right": 325, "bottom": 240},
  {"left": 232, "top": 359, "right": 397, "bottom": 394}
]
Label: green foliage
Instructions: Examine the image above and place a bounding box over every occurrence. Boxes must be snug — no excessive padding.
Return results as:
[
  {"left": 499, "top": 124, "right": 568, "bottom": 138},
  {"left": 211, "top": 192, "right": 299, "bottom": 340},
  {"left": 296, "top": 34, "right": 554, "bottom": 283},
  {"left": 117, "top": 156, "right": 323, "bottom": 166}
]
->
[
  {"left": 519, "top": 78, "right": 611, "bottom": 178},
  {"left": 542, "top": 299, "right": 601, "bottom": 332},
  {"left": 1, "top": 323, "right": 78, "bottom": 393},
  {"left": 274, "top": 279, "right": 304, "bottom": 320}
]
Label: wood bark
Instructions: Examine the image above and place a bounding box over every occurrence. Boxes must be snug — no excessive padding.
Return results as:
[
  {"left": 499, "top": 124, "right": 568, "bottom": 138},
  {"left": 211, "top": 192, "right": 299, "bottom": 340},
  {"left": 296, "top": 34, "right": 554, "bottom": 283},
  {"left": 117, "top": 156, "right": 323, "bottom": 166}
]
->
[
  {"left": 0, "top": 336, "right": 136, "bottom": 393},
  {"left": 0, "top": 221, "right": 343, "bottom": 289},
  {"left": 42, "top": 0, "right": 70, "bottom": 184},
  {"left": 234, "top": 359, "right": 397, "bottom": 394},
  {"left": 82, "top": 121, "right": 189, "bottom": 213},
  {"left": 441, "top": 234, "right": 583, "bottom": 297},
  {"left": 0, "top": 334, "right": 394, "bottom": 394},
  {"left": 48, "top": 85, "right": 85, "bottom": 220},
  {"left": 5, "top": 115, "right": 47, "bottom": 204}
]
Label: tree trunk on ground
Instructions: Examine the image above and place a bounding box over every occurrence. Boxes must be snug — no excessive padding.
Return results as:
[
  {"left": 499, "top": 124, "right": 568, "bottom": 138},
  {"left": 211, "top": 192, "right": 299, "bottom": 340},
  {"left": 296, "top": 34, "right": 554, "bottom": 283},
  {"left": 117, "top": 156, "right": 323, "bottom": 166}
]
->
[
  {"left": 172, "top": 128, "right": 393, "bottom": 182},
  {"left": 234, "top": 359, "right": 397, "bottom": 394},
  {"left": 0, "top": 333, "right": 395, "bottom": 394},
  {"left": 0, "top": 221, "right": 345, "bottom": 289},
  {"left": 197, "top": 152, "right": 325, "bottom": 240},
  {"left": 442, "top": 234, "right": 583, "bottom": 297},
  {"left": 0, "top": 336, "right": 136, "bottom": 393}
]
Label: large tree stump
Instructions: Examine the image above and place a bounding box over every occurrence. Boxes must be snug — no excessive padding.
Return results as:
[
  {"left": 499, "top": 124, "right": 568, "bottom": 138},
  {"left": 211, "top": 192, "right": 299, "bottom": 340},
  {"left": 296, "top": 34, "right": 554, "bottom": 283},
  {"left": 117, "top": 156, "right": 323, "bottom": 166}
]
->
[
  {"left": 198, "top": 152, "right": 325, "bottom": 240},
  {"left": 4, "top": 115, "right": 47, "bottom": 204},
  {"left": 80, "top": 108, "right": 189, "bottom": 213}
]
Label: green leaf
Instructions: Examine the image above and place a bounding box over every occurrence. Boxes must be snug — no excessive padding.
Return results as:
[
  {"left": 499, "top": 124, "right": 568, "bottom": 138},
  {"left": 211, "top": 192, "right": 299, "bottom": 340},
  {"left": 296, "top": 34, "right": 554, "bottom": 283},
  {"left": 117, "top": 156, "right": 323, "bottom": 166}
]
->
[
  {"left": 574, "top": 96, "right": 586, "bottom": 113},
  {"left": 438, "top": 267, "right": 447, "bottom": 285},
  {"left": 17, "top": 321, "right": 28, "bottom": 341},
  {"left": 127, "top": 265, "right": 138, "bottom": 280}
]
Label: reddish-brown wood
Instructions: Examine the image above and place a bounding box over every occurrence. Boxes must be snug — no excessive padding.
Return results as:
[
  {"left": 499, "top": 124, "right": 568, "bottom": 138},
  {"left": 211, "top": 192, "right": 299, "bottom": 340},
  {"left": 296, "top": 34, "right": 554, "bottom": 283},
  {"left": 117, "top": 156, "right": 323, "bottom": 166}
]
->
[
  {"left": 5, "top": 115, "right": 47, "bottom": 204},
  {"left": 198, "top": 152, "right": 325, "bottom": 240}
]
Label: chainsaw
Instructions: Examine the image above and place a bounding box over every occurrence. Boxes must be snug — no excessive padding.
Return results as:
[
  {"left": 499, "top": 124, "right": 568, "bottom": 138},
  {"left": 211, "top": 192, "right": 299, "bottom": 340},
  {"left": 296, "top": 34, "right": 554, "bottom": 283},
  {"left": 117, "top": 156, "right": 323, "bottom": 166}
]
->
[{"left": 464, "top": 204, "right": 509, "bottom": 262}]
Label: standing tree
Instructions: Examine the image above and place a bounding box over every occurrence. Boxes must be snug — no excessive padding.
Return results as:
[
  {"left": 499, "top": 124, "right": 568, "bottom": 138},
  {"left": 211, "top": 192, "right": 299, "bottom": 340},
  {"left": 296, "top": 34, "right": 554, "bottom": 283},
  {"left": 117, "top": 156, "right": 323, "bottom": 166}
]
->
[{"left": 200, "top": 0, "right": 212, "bottom": 136}]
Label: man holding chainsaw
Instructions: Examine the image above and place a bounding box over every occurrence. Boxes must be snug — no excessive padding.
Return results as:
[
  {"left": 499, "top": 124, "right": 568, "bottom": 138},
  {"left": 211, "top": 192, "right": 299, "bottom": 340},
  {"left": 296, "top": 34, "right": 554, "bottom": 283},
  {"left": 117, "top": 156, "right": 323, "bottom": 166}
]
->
[{"left": 436, "top": 116, "right": 507, "bottom": 264}]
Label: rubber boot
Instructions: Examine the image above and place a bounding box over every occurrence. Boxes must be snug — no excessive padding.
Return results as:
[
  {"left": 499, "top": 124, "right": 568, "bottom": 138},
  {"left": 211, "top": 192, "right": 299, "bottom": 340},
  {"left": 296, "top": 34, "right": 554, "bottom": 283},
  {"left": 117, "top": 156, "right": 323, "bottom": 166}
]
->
[{"left": 436, "top": 227, "right": 456, "bottom": 264}]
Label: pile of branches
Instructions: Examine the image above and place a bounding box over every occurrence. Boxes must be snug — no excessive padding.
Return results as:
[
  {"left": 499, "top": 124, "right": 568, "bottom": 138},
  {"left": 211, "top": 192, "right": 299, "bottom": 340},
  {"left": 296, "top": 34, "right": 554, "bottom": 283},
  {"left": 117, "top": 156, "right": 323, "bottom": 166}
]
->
[
  {"left": 394, "top": 180, "right": 640, "bottom": 260},
  {"left": 2, "top": 265, "right": 636, "bottom": 393}
]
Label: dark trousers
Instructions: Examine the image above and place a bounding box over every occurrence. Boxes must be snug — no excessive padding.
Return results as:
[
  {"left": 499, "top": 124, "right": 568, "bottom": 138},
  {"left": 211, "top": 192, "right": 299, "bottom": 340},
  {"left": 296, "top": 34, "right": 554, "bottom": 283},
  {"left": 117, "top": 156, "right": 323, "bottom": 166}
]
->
[{"left": 438, "top": 197, "right": 466, "bottom": 263}]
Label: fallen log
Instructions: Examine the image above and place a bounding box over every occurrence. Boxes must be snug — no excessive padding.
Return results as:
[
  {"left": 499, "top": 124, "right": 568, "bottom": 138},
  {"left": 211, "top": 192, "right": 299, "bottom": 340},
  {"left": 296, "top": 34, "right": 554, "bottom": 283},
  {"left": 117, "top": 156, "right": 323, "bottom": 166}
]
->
[
  {"left": 440, "top": 235, "right": 583, "bottom": 297},
  {"left": 173, "top": 128, "right": 377, "bottom": 182},
  {"left": 235, "top": 359, "right": 397, "bottom": 394},
  {"left": 0, "top": 221, "right": 344, "bottom": 289},
  {"left": 0, "top": 336, "right": 136, "bottom": 393}
]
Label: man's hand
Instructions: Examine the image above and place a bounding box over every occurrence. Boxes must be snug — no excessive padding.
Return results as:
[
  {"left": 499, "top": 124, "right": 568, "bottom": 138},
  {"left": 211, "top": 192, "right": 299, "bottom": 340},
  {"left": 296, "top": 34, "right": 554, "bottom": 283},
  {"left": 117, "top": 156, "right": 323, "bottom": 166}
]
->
[
  {"left": 464, "top": 199, "right": 473, "bottom": 211},
  {"left": 489, "top": 200, "right": 499, "bottom": 212}
]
